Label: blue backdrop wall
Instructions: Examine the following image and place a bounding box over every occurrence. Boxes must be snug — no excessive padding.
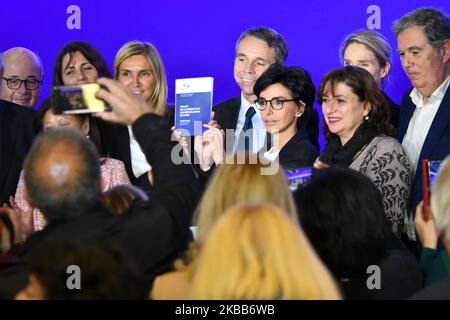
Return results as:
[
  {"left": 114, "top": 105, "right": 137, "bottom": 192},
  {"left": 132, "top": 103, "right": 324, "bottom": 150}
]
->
[{"left": 1, "top": 0, "right": 448, "bottom": 149}]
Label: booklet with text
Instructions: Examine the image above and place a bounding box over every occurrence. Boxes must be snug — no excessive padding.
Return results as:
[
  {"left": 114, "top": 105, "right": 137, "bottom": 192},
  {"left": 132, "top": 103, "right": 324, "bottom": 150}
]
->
[{"left": 175, "top": 77, "right": 214, "bottom": 136}]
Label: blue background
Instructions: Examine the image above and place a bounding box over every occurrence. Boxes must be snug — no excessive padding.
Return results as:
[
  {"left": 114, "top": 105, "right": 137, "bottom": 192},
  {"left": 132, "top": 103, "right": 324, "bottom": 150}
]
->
[{"left": 1, "top": 0, "right": 448, "bottom": 149}]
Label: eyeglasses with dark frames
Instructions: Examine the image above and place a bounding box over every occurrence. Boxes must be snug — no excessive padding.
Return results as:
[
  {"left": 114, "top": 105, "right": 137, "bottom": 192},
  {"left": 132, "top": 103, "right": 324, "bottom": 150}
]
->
[
  {"left": 2, "top": 77, "right": 43, "bottom": 90},
  {"left": 255, "top": 97, "right": 303, "bottom": 110}
]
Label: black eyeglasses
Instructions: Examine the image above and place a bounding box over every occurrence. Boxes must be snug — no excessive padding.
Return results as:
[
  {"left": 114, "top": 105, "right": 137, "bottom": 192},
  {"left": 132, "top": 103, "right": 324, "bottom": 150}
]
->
[
  {"left": 255, "top": 97, "right": 298, "bottom": 110},
  {"left": 2, "top": 77, "right": 43, "bottom": 90}
]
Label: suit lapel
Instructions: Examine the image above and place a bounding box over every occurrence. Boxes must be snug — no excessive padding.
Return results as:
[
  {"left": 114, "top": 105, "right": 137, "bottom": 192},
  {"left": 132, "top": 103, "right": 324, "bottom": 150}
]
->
[
  {"left": 398, "top": 89, "right": 415, "bottom": 142},
  {"left": 418, "top": 86, "right": 450, "bottom": 160}
]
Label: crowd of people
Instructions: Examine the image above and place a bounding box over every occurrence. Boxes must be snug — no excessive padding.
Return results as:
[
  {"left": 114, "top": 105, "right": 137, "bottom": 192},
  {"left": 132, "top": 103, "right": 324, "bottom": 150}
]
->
[{"left": 0, "top": 7, "right": 449, "bottom": 300}]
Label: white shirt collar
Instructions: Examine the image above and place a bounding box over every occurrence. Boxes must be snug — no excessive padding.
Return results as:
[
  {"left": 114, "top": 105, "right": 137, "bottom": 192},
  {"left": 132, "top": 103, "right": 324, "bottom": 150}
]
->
[
  {"left": 410, "top": 75, "right": 450, "bottom": 108},
  {"left": 240, "top": 92, "right": 254, "bottom": 113}
]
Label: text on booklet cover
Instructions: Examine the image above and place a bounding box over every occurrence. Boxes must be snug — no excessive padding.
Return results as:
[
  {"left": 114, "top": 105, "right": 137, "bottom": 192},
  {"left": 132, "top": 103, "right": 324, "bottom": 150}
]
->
[{"left": 175, "top": 77, "right": 214, "bottom": 136}]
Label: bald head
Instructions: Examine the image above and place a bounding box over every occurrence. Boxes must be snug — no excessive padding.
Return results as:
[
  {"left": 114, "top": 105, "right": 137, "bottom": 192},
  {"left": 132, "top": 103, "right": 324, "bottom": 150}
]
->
[
  {"left": 24, "top": 128, "right": 100, "bottom": 222},
  {"left": 0, "top": 47, "right": 44, "bottom": 107}
]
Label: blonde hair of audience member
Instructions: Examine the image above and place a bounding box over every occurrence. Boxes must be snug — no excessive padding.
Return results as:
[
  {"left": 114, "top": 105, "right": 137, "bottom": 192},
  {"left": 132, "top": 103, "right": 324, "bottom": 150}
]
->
[
  {"left": 103, "top": 184, "right": 148, "bottom": 215},
  {"left": 151, "top": 156, "right": 297, "bottom": 299},
  {"left": 190, "top": 203, "right": 341, "bottom": 300},
  {"left": 114, "top": 41, "right": 167, "bottom": 116},
  {"left": 431, "top": 156, "right": 450, "bottom": 240},
  {"left": 194, "top": 154, "right": 297, "bottom": 244}
]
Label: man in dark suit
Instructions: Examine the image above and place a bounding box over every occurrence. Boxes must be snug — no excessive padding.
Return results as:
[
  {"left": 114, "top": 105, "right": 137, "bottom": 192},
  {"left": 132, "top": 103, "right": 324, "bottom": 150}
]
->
[
  {"left": 0, "top": 79, "right": 198, "bottom": 299},
  {"left": 213, "top": 27, "right": 319, "bottom": 153},
  {"left": 394, "top": 8, "right": 450, "bottom": 214},
  {"left": 0, "top": 99, "right": 35, "bottom": 205}
]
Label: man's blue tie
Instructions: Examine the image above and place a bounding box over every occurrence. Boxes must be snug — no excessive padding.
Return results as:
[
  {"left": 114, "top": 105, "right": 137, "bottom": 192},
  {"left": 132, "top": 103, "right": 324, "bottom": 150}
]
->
[{"left": 238, "top": 107, "right": 256, "bottom": 152}]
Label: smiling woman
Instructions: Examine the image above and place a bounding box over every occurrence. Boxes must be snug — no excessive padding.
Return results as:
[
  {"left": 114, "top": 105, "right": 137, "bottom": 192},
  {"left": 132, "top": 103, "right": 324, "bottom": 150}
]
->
[
  {"left": 253, "top": 64, "right": 319, "bottom": 170},
  {"left": 110, "top": 41, "right": 173, "bottom": 196},
  {"left": 315, "top": 66, "right": 411, "bottom": 238}
]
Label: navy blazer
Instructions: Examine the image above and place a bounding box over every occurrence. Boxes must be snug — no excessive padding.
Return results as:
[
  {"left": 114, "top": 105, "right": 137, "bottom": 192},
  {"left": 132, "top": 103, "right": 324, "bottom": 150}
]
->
[
  {"left": 0, "top": 100, "right": 35, "bottom": 205},
  {"left": 397, "top": 86, "right": 450, "bottom": 211}
]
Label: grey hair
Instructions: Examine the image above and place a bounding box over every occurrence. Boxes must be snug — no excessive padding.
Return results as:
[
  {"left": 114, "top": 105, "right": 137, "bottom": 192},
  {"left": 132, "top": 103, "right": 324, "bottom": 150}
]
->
[
  {"left": 340, "top": 30, "right": 392, "bottom": 87},
  {"left": 235, "top": 27, "right": 288, "bottom": 65},
  {"left": 1, "top": 47, "right": 44, "bottom": 79},
  {"left": 431, "top": 156, "right": 450, "bottom": 241},
  {"left": 393, "top": 7, "right": 450, "bottom": 52}
]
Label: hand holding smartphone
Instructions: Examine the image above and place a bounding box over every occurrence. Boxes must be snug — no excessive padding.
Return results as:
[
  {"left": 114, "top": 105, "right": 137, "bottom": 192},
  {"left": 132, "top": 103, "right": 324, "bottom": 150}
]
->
[{"left": 51, "top": 83, "right": 111, "bottom": 115}]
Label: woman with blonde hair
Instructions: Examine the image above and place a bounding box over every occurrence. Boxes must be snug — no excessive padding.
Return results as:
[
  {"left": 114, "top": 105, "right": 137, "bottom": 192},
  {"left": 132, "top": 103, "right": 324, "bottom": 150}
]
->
[
  {"left": 111, "top": 41, "right": 173, "bottom": 195},
  {"left": 114, "top": 41, "right": 168, "bottom": 117},
  {"left": 190, "top": 203, "right": 341, "bottom": 300},
  {"left": 151, "top": 155, "right": 298, "bottom": 299}
]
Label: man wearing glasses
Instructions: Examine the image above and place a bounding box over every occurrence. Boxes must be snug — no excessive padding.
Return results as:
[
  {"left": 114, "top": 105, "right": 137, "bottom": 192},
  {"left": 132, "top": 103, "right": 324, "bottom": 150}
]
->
[
  {"left": 0, "top": 47, "right": 44, "bottom": 108},
  {"left": 0, "top": 48, "right": 37, "bottom": 205}
]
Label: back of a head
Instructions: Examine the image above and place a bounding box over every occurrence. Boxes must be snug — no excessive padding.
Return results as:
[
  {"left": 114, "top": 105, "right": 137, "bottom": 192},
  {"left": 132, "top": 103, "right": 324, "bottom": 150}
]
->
[
  {"left": 431, "top": 156, "right": 450, "bottom": 241},
  {"left": 23, "top": 128, "right": 100, "bottom": 222},
  {"left": 26, "top": 242, "right": 147, "bottom": 299},
  {"left": 195, "top": 155, "right": 297, "bottom": 242},
  {"left": 393, "top": 7, "right": 450, "bottom": 51},
  {"left": 236, "top": 27, "right": 288, "bottom": 65},
  {"left": 103, "top": 184, "right": 149, "bottom": 215},
  {"left": 294, "top": 167, "right": 390, "bottom": 279},
  {"left": 190, "top": 203, "right": 340, "bottom": 300}
]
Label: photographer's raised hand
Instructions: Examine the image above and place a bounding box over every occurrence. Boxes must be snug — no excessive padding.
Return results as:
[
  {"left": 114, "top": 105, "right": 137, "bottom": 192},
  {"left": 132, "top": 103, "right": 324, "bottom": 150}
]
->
[{"left": 94, "top": 78, "right": 153, "bottom": 125}]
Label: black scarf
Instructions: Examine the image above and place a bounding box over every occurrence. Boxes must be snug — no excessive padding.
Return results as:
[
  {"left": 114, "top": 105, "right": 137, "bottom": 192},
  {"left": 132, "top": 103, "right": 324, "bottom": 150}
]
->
[{"left": 319, "top": 124, "right": 378, "bottom": 168}]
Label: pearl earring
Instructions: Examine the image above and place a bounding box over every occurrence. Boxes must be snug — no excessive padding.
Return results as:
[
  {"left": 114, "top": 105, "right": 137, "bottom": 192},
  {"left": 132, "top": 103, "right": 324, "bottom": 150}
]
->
[{"left": 364, "top": 115, "right": 369, "bottom": 121}]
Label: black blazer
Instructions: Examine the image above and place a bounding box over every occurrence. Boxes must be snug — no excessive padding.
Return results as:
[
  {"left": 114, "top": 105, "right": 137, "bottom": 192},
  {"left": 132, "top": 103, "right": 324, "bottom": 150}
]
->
[
  {"left": 397, "top": 86, "right": 450, "bottom": 211},
  {"left": 268, "top": 130, "right": 318, "bottom": 170},
  {"left": 213, "top": 96, "right": 320, "bottom": 150},
  {"left": 383, "top": 91, "right": 400, "bottom": 131},
  {"left": 0, "top": 100, "right": 35, "bottom": 205}
]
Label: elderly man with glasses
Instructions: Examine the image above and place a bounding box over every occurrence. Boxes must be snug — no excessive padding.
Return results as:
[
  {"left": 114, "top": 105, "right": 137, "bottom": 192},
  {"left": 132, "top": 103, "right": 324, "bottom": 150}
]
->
[{"left": 0, "top": 47, "right": 44, "bottom": 108}]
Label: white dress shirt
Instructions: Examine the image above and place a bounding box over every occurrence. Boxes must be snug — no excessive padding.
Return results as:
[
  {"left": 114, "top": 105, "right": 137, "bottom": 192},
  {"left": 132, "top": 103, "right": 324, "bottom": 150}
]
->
[
  {"left": 127, "top": 125, "right": 151, "bottom": 178},
  {"left": 233, "top": 92, "right": 267, "bottom": 153},
  {"left": 402, "top": 76, "right": 450, "bottom": 174}
]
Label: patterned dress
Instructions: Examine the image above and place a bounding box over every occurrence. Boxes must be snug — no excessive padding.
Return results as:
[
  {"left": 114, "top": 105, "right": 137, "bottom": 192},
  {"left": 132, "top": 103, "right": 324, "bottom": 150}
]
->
[
  {"left": 349, "top": 136, "right": 412, "bottom": 238},
  {"left": 14, "top": 157, "right": 130, "bottom": 233}
]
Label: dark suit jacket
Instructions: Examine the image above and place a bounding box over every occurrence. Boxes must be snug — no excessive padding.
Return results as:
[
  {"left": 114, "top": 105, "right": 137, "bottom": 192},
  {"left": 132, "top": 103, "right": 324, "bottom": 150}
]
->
[
  {"left": 397, "top": 86, "right": 450, "bottom": 212},
  {"left": 213, "top": 96, "right": 320, "bottom": 150},
  {"left": 383, "top": 91, "right": 400, "bottom": 131},
  {"left": 269, "top": 130, "right": 318, "bottom": 170},
  {"left": 0, "top": 100, "right": 35, "bottom": 205},
  {"left": 0, "top": 113, "right": 198, "bottom": 299}
]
